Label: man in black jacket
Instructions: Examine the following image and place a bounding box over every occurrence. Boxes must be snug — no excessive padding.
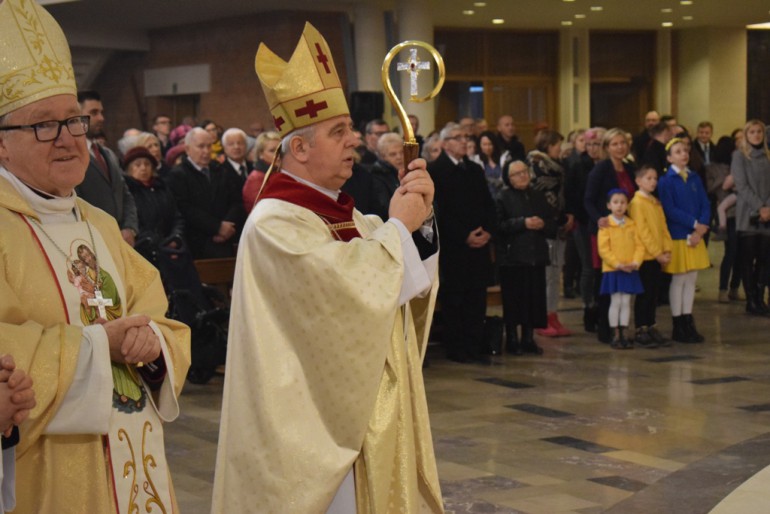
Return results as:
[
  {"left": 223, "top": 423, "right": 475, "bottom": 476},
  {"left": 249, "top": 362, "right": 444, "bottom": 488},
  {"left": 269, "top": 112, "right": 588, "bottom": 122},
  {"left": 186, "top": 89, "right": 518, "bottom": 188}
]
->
[
  {"left": 219, "top": 127, "right": 253, "bottom": 189},
  {"left": 496, "top": 114, "right": 526, "bottom": 164},
  {"left": 429, "top": 123, "right": 496, "bottom": 363},
  {"left": 168, "top": 127, "right": 244, "bottom": 258},
  {"left": 76, "top": 90, "right": 139, "bottom": 246}
]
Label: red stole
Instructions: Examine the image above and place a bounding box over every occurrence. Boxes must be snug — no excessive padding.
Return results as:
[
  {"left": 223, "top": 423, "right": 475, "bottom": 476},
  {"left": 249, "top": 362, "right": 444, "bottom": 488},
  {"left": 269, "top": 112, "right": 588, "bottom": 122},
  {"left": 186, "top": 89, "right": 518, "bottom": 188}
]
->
[{"left": 258, "top": 172, "right": 362, "bottom": 242}]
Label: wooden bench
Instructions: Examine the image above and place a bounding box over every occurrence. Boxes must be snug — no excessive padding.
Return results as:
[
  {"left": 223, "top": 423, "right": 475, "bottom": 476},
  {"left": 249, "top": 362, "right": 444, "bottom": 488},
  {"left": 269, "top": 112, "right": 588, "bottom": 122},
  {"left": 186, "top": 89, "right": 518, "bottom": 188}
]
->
[
  {"left": 193, "top": 257, "right": 237, "bottom": 303},
  {"left": 486, "top": 285, "right": 502, "bottom": 306}
]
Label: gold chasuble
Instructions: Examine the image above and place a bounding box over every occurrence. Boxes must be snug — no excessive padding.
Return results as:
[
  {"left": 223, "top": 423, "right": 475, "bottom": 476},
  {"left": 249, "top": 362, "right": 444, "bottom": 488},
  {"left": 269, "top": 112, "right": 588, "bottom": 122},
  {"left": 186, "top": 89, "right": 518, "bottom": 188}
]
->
[
  {"left": 212, "top": 176, "right": 444, "bottom": 513},
  {"left": 0, "top": 176, "right": 190, "bottom": 513}
]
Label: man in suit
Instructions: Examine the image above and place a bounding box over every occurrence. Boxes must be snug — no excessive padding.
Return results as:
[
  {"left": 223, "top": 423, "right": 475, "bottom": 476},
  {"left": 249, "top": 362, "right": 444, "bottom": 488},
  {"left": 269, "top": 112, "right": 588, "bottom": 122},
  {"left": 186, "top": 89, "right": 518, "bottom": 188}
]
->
[
  {"left": 429, "top": 122, "right": 496, "bottom": 363},
  {"left": 640, "top": 121, "right": 674, "bottom": 177},
  {"left": 152, "top": 114, "right": 173, "bottom": 158},
  {"left": 76, "top": 90, "right": 139, "bottom": 246},
  {"left": 168, "top": 127, "right": 244, "bottom": 258},
  {"left": 219, "top": 128, "right": 252, "bottom": 189},
  {"left": 632, "top": 110, "right": 660, "bottom": 160},
  {"left": 496, "top": 114, "right": 526, "bottom": 165},
  {"left": 359, "top": 119, "right": 388, "bottom": 165},
  {"left": 694, "top": 121, "right": 715, "bottom": 165}
]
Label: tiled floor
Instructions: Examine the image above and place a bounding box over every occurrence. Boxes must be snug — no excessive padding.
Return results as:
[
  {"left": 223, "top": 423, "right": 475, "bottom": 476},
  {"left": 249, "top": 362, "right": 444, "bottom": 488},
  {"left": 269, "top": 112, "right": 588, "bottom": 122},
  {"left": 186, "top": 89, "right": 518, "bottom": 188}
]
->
[{"left": 167, "top": 247, "right": 770, "bottom": 513}]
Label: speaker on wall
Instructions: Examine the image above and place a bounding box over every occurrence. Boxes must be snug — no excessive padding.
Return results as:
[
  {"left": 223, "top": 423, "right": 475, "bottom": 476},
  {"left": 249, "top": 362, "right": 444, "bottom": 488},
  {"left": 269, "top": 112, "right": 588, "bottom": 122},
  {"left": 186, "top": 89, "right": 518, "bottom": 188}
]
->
[{"left": 350, "top": 91, "right": 384, "bottom": 130}]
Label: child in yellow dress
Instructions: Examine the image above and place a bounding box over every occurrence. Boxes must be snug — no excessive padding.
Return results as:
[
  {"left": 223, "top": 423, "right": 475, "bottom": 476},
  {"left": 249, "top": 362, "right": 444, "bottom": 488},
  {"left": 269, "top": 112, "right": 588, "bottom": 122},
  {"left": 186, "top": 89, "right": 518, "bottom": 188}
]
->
[
  {"left": 658, "top": 138, "right": 711, "bottom": 343},
  {"left": 598, "top": 189, "right": 645, "bottom": 349},
  {"left": 627, "top": 165, "right": 673, "bottom": 347}
]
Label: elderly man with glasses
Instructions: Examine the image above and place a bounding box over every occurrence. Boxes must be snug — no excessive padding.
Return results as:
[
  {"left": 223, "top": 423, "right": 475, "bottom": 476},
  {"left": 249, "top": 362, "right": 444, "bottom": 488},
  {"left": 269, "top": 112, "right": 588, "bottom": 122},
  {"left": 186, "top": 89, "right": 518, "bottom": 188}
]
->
[
  {"left": 0, "top": 1, "right": 190, "bottom": 512},
  {"left": 428, "top": 122, "right": 497, "bottom": 363}
]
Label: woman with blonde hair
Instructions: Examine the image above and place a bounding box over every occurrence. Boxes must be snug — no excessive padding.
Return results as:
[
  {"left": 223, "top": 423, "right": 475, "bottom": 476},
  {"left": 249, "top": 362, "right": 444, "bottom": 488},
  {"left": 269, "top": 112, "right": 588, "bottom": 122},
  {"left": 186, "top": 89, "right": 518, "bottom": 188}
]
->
[
  {"left": 583, "top": 128, "right": 638, "bottom": 343},
  {"left": 135, "top": 131, "right": 171, "bottom": 177},
  {"left": 731, "top": 119, "right": 770, "bottom": 315}
]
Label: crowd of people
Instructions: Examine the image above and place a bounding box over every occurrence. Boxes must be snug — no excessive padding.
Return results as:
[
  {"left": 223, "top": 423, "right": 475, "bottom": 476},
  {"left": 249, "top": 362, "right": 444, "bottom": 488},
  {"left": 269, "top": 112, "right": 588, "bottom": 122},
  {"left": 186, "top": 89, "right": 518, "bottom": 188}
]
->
[
  {"left": 341, "top": 112, "right": 768, "bottom": 357},
  {"left": 70, "top": 96, "right": 770, "bottom": 359},
  {"left": 436, "top": 112, "right": 768, "bottom": 355}
]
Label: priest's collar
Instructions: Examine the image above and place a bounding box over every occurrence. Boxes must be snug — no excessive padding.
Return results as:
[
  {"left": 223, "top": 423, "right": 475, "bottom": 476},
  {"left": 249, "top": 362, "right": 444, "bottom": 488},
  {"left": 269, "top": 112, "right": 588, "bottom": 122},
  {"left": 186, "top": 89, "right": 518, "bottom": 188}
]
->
[
  {"left": 280, "top": 169, "right": 339, "bottom": 201},
  {"left": 0, "top": 166, "right": 79, "bottom": 221}
]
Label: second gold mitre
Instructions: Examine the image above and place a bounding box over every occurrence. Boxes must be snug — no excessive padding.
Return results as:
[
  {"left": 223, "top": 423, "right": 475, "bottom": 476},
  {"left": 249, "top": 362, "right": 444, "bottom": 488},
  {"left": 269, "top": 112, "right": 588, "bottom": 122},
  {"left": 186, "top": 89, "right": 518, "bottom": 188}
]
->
[
  {"left": 254, "top": 22, "right": 350, "bottom": 137},
  {"left": 0, "top": 0, "right": 76, "bottom": 116}
]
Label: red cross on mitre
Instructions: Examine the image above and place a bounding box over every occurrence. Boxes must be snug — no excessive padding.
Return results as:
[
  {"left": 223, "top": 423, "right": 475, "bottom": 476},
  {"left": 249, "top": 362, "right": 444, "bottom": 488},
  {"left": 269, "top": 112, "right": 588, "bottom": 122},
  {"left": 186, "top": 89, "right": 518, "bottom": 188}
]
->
[
  {"left": 315, "top": 43, "right": 331, "bottom": 74},
  {"left": 273, "top": 115, "right": 285, "bottom": 131},
  {"left": 294, "top": 99, "right": 328, "bottom": 119}
]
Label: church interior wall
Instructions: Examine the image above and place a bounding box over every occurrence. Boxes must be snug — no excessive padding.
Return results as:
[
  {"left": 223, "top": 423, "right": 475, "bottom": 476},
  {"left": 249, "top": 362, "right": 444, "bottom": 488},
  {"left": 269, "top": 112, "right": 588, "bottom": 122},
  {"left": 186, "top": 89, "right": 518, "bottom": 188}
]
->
[
  {"left": 86, "top": 9, "right": 762, "bottom": 147},
  {"left": 89, "top": 11, "right": 349, "bottom": 146},
  {"left": 676, "top": 28, "right": 747, "bottom": 138}
]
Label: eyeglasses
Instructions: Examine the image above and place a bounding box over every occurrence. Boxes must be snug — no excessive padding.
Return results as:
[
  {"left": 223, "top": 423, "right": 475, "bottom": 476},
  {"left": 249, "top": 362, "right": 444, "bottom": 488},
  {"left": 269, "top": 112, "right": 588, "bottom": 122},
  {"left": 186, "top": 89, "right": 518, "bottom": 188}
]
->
[
  {"left": 446, "top": 135, "right": 471, "bottom": 141},
  {"left": 0, "top": 115, "right": 90, "bottom": 142}
]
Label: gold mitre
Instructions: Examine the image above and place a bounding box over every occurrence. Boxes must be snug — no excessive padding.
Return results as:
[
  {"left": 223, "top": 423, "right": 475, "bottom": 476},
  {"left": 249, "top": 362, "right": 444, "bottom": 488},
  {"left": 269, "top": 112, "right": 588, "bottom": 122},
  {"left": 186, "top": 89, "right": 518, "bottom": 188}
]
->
[
  {"left": 255, "top": 22, "right": 349, "bottom": 137},
  {"left": 0, "top": 0, "right": 76, "bottom": 116}
]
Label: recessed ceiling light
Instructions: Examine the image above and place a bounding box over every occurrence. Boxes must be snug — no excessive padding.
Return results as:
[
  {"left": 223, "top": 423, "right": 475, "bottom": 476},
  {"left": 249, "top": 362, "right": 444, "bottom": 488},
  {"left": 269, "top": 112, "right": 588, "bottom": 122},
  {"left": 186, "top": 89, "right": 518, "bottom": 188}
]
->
[
  {"left": 463, "top": 9, "right": 475, "bottom": 15},
  {"left": 591, "top": 6, "right": 603, "bottom": 11},
  {"left": 473, "top": 1, "right": 486, "bottom": 6},
  {"left": 661, "top": 8, "right": 673, "bottom": 13},
  {"left": 683, "top": 15, "right": 693, "bottom": 20},
  {"left": 680, "top": 0, "right": 693, "bottom": 4},
  {"left": 575, "top": 14, "right": 586, "bottom": 19},
  {"left": 561, "top": 20, "right": 574, "bottom": 26},
  {"left": 563, "top": 0, "right": 575, "bottom": 3},
  {"left": 662, "top": 21, "right": 673, "bottom": 27},
  {"left": 492, "top": 18, "right": 505, "bottom": 24}
]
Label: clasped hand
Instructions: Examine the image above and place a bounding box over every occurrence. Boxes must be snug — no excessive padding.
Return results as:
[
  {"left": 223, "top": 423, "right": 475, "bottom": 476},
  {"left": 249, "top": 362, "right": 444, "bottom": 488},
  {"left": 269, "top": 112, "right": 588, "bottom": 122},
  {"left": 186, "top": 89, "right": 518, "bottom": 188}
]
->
[
  {"left": 99, "top": 315, "right": 161, "bottom": 365},
  {"left": 466, "top": 226, "right": 491, "bottom": 248},
  {"left": 213, "top": 221, "right": 236, "bottom": 243},
  {"left": 617, "top": 262, "right": 638, "bottom": 272},
  {"left": 0, "top": 354, "right": 35, "bottom": 436},
  {"left": 525, "top": 216, "right": 545, "bottom": 230}
]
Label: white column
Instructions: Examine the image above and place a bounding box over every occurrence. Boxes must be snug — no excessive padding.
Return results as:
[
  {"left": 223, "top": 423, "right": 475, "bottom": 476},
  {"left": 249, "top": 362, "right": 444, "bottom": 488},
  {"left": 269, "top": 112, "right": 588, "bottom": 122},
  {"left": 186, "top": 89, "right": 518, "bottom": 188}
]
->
[
  {"left": 676, "top": 28, "right": 747, "bottom": 137},
  {"left": 353, "top": 4, "right": 387, "bottom": 93},
  {"left": 395, "top": 0, "right": 436, "bottom": 134},
  {"left": 558, "top": 28, "right": 590, "bottom": 134},
  {"left": 655, "top": 29, "right": 672, "bottom": 116}
]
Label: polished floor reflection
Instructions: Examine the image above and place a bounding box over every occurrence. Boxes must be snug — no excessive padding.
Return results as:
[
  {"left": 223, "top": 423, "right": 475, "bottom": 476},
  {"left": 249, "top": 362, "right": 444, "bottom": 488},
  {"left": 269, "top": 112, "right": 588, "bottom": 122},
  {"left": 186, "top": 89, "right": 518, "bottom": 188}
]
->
[{"left": 167, "top": 250, "right": 770, "bottom": 513}]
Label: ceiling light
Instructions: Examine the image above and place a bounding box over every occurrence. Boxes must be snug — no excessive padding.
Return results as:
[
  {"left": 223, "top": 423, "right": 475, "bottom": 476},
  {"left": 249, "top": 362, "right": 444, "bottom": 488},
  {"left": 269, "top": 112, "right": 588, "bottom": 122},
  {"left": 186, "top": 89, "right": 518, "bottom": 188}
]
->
[
  {"left": 680, "top": 0, "right": 693, "bottom": 4},
  {"left": 561, "top": 20, "right": 574, "bottom": 26},
  {"left": 683, "top": 15, "right": 693, "bottom": 20},
  {"left": 591, "top": 6, "right": 603, "bottom": 11},
  {"left": 662, "top": 21, "right": 673, "bottom": 27},
  {"left": 492, "top": 18, "right": 505, "bottom": 24},
  {"left": 463, "top": 9, "right": 475, "bottom": 15},
  {"left": 661, "top": 8, "right": 673, "bottom": 13},
  {"left": 563, "top": 0, "right": 576, "bottom": 3},
  {"left": 575, "top": 14, "right": 586, "bottom": 19},
  {"left": 473, "top": 1, "right": 486, "bottom": 6}
]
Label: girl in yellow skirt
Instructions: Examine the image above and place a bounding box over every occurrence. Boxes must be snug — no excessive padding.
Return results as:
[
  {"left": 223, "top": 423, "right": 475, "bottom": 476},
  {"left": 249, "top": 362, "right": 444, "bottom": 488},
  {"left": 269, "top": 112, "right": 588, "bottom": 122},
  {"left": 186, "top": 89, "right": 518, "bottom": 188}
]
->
[{"left": 658, "top": 138, "right": 711, "bottom": 343}]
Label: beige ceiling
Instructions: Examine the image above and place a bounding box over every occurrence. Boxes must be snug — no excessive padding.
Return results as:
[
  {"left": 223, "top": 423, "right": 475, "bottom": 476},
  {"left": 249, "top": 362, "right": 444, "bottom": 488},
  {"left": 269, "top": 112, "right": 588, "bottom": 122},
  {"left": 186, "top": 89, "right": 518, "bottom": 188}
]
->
[{"left": 44, "top": 0, "right": 770, "bottom": 32}]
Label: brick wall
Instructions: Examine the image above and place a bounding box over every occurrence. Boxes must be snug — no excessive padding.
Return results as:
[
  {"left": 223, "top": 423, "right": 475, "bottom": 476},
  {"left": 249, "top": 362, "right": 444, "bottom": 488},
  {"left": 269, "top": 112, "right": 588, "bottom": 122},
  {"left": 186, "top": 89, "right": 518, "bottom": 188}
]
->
[{"left": 91, "top": 10, "right": 349, "bottom": 146}]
